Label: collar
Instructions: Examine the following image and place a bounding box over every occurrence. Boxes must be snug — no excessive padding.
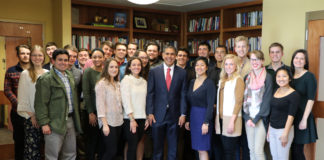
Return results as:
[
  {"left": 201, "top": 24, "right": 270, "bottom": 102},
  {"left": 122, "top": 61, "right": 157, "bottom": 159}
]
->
[
  {"left": 266, "top": 62, "right": 285, "bottom": 70},
  {"left": 54, "top": 67, "right": 66, "bottom": 77},
  {"left": 117, "top": 58, "right": 127, "bottom": 66},
  {"left": 163, "top": 62, "right": 175, "bottom": 70}
]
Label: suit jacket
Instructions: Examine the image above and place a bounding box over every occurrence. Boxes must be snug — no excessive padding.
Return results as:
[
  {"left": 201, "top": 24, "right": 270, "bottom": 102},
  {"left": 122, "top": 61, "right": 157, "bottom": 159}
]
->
[
  {"left": 43, "top": 62, "right": 51, "bottom": 70},
  {"left": 146, "top": 64, "right": 187, "bottom": 122}
]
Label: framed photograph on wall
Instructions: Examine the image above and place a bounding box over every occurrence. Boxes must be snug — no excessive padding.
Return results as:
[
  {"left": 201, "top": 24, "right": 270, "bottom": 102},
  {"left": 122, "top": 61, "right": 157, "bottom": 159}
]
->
[
  {"left": 134, "top": 17, "right": 147, "bottom": 29},
  {"left": 114, "top": 12, "right": 127, "bottom": 28}
]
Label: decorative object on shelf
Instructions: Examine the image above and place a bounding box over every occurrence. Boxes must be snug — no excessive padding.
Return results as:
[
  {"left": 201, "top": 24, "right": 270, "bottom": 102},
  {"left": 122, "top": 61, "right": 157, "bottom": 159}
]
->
[
  {"left": 128, "top": 0, "right": 159, "bottom": 5},
  {"left": 170, "top": 24, "right": 179, "bottom": 32},
  {"left": 134, "top": 17, "right": 148, "bottom": 29},
  {"left": 94, "top": 14, "right": 102, "bottom": 23},
  {"left": 102, "top": 16, "right": 109, "bottom": 24},
  {"left": 114, "top": 12, "right": 127, "bottom": 28}
]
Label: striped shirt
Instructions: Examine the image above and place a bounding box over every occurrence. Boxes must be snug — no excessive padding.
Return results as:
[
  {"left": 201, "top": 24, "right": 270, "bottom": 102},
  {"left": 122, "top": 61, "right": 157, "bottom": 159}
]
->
[{"left": 54, "top": 68, "right": 73, "bottom": 113}]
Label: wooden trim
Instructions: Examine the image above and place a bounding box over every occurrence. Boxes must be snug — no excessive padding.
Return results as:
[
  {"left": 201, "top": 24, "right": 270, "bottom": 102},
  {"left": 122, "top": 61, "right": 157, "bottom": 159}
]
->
[
  {"left": 187, "top": 30, "right": 220, "bottom": 36},
  {"left": 223, "top": 25, "right": 262, "bottom": 32},
  {"left": 72, "top": 24, "right": 130, "bottom": 32},
  {"left": 133, "top": 29, "right": 179, "bottom": 35},
  {"left": 0, "top": 91, "right": 10, "bottom": 105}
]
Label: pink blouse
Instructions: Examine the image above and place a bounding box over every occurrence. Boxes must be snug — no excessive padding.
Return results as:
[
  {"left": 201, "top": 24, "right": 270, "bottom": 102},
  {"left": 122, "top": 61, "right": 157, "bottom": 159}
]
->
[{"left": 95, "top": 79, "right": 123, "bottom": 127}]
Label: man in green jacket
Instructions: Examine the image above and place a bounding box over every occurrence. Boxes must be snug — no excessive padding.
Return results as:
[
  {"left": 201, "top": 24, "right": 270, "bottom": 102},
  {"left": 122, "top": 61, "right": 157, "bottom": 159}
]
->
[{"left": 35, "top": 49, "right": 82, "bottom": 160}]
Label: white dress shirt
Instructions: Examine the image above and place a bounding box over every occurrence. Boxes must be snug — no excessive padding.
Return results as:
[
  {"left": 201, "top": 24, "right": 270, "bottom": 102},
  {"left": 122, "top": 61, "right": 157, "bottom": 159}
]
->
[{"left": 163, "top": 63, "right": 175, "bottom": 80}]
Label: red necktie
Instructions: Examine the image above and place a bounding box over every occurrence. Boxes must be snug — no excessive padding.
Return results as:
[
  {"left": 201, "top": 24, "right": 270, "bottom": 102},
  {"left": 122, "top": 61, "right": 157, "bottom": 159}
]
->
[{"left": 166, "top": 68, "right": 171, "bottom": 91}]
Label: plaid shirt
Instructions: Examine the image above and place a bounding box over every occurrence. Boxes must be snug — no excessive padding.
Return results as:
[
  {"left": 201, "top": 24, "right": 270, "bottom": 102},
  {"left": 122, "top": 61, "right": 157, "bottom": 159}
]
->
[
  {"left": 54, "top": 68, "right": 74, "bottom": 113},
  {"left": 4, "top": 63, "right": 23, "bottom": 111}
]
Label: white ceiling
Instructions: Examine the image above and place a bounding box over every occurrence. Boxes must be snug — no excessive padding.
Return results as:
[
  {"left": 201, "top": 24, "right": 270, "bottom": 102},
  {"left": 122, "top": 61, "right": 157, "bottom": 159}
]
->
[{"left": 82, "top": 0, "right": 254, "bottom": 12}]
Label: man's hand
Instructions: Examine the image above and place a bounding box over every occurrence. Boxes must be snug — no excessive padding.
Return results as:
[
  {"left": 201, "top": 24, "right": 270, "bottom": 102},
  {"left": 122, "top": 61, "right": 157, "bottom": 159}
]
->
[
  {"left": 148, "top": 114, "right": 156, "bottom": 126},
  {"left": 42, "top": 125, "right": 51, "bottom": 135},
  {"left": 178, "top": 115, "right": 186, "bottom": 127}
]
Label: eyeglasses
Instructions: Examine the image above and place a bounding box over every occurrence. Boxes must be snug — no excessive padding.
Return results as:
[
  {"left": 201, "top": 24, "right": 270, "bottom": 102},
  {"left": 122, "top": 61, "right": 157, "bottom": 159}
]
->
[{"left": 31, "top": 54, "right": 44, "bottom": 57}]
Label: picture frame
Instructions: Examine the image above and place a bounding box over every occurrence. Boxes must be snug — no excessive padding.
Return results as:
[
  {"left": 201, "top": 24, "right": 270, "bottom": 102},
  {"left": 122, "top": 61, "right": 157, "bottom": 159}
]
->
[
  {"left": 114, "top": 12, "right": 127, "bottom": 28},
  {"left": 134, "top": 17, "right": 148, "bottom": 29}
]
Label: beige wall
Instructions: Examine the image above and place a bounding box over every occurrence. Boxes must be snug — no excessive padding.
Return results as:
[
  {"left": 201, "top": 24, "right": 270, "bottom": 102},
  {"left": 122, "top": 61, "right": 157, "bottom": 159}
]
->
[
  {"left": 262, "top": 0, "right": 324, "bottom": 159},
  {"left": 262, "top": 0, "right": 324, "bottom": 64}
]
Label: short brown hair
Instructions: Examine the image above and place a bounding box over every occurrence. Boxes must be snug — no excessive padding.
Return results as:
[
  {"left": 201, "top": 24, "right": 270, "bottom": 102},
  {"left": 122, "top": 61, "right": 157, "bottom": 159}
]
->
[
  {"left": 100, "top": 40, "right": 113, "bottom": 49},
  {"left": 250, "top": 50, "right": 264, "bottom": 60},
  {"left": 16, "top": 44, "right": 31, "bottom": 56},
  {"left": 63, "top": 44, "right": 78, "bottom": 53},
  {"left": 235, "top": 36, "right": 249, "bottom": 46},
  {"left": 268, "top": 42, "right": 283, "bottom": 52}
]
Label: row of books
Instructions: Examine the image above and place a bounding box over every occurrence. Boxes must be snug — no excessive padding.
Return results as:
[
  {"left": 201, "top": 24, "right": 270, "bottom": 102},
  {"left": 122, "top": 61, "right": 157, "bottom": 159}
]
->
[
  {"left": 188, "top": 16, "right": 220, "bottom": 32},
  {"left": 72, "top": 35, "right": 128, "bottom": 50},
  {"left": 133, "top": 38, "right": 178, "bottom": 52},
  {"left": 225, "top": 37, "right": 261, "bottom": 52},
  {"left": 236, "top": 11, "right": 262, "bottom": 28},
  {"left": 187, "top": 38, "right": 220, "bottom": 54}
]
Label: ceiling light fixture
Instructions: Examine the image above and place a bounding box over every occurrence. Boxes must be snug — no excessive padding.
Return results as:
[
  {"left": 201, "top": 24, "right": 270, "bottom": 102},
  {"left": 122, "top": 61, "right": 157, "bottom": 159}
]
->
[{"left": 128, "top": 0, "right": 159, "bottom": 5}]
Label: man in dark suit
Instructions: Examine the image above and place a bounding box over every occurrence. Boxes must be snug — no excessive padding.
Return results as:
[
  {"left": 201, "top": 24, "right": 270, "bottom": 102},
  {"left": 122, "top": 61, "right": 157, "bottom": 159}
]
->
[{"left": 146, "top": 46, "right": 187, "bottom": 160}]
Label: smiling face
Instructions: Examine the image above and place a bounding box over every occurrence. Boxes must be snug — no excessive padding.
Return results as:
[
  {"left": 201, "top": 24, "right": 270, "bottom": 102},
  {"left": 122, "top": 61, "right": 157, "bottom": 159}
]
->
[
  {"left": 114, "top": 44, "right": 127, "bottom": 61},
  {"left": 224, "top": 58, "right": 236, "bottom": 76},
  {"left": 176, "top": 50, "right": 188, "bottom": 67},
  {"left": 102, "top": 45, "right": 113, "bottom": 59},
  {"left": 108, "top": 60, "right": 119, "bottom": 79},
  {"left": 127, "top": 44, "right": 137, "bottom": 58},
  {"left": 234, "top": 41, "right": 249, "bottom": 58},
  {"left": 250, "top": 53, "right": 264, "bottom": 70},
  {"left": 162, "top": 48, "right": 176, "bottom": 67},
  {"left": 129, "top": 59, "right": 142, "bottom": 77},
  {"left": 147, "top": 45, "right": 159, "bottom": 61},
  {"left": 67, "top": 50, "right": 78, "bottom": 67},
  {"left": 78, "top": 50, "right": 89, "bottom": 66},
  {"left": 269, "top": 46, "right": 283, "bottom": 63},
  {"left": 276, "top": 69, "right": 290, "bottom": 88},
  {"left": 92, "top": 50, "right": 104, "bottom": 68},
  {"left": 195, "top": 60, "right": 208, "bottom": 77},
  {"left": 53, "top": 54, "right": 69, "bottom": 74},
  {"left": 293, "top": 52, "right": 306, "bottom": 69},
  {"left": 18, "top": 47, "right": 31, "bottom": 64},
  {"left": 30, "top": 49, "right": 45, "bottom": 67},
  {"left": 198, "top": 45, "right": 209, "bottom": 58},
  {"left": 138, "top": 51, "right": 149, "bottom": 67},
  {"left": 214, "top": 47, "right": 226, "bottom": 62},
  {"left": 46, "top": 45, "right": 57, "bottom": 59}
]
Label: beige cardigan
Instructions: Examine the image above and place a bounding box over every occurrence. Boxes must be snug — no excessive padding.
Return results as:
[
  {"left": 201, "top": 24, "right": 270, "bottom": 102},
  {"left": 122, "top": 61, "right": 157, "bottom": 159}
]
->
[{"left": 215, "top": 76, "right": 244, "bottom": 137}]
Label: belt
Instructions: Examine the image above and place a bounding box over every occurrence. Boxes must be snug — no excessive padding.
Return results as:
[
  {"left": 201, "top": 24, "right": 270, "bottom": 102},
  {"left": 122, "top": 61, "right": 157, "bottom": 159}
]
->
[{"left": 68, "top": 112, "right": 74, "bottom": 117}]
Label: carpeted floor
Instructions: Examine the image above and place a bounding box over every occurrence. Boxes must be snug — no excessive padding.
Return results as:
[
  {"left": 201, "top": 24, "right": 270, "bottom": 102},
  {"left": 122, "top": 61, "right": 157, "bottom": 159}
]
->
[{"left": 0, "top": 128, "right": 13, "bottom": 145}]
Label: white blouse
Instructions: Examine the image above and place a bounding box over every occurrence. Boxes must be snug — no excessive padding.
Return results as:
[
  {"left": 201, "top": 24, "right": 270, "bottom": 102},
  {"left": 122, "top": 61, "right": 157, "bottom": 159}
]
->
[
  {"left": 95, "top": 79, "right": 123, "bottom": 127},
  {"left": 17, "top": 69, "right": 48, "bottom": 119},
  {"left": 121, "top": 75, "right": 147, "bottom": 119}
]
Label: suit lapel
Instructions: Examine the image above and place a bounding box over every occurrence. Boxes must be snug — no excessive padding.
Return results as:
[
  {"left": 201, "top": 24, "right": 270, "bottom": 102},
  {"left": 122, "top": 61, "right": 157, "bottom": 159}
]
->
[{"left": 159, "top": 65, "right": 168, "bottom": 92}]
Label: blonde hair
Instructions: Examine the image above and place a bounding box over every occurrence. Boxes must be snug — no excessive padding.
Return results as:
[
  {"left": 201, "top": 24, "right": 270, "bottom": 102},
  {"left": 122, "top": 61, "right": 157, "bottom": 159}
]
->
[
  {"left": 235, "top": 36, "right": 249, "bottom": 46},
  {"left": 28, "top": 45, "right": 45, "bottom": 83},
  {"left": 220, "top": 54, "right": 241, "bottom": 82}
]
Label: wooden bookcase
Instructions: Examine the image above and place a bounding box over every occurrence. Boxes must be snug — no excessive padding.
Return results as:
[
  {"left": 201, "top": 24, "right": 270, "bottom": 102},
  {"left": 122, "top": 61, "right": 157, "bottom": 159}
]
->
[
  {"left": 71, "top": 0, "right": 262, "bottom": 56},
  {"left": 71, "top": 0, "right": 181, "bottom": 53},
  {"left": 184, "top": 0, "right": 263, "bottom": 56}
]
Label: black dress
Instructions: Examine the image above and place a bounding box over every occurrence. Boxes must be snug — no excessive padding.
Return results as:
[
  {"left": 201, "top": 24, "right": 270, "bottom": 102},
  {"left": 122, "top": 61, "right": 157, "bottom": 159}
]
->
[{"left": 291, "top": 71, "right": 318, "bottom": 144}]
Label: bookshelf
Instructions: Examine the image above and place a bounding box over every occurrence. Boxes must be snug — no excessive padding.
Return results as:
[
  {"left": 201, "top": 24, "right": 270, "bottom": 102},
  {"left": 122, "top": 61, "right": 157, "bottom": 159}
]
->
[
  {"left": 71, "top": 0, "right": 181, "bottom": 52},
  {"left": 71, "top": 0, "right": 262, "bottom": 56},
  {"left": 185, "top": 0, "right": 263, "bottom": 56}
]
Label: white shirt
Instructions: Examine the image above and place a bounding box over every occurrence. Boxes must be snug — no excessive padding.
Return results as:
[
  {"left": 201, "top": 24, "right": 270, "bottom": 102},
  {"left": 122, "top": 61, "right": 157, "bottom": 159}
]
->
[
  {"left": 17, "top": 69, "right": 48, "bottom": 119},
  {"left": 163, "top": 63, "right": 175, "bottom": 80},
  {"left": 121, "top": 75, "right": 147, "bottom": 119}
]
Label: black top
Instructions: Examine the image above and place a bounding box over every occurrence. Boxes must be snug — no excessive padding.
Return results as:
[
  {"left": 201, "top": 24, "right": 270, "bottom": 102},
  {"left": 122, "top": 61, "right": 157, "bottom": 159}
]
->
[
  {"left": 187, "top": 78, "right": 216, "bottom": 124},
  {"left": 291, "top": 71, "right": 318, "bottom": 144},
  {"left": 270, "top": 91, "right": 299, "bottom": 129},
  {"left": 208, "top": 66, "right": 221, "bottom": 104}
]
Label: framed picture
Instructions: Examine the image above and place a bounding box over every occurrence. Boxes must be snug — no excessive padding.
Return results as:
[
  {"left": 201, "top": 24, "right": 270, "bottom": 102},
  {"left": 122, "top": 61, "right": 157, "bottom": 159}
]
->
[
  {"left": 134, "top": 17, "right": 147, "bottom": 29},
  {"left": 114, "top": 12, "right": 127, "bottom": 28}
]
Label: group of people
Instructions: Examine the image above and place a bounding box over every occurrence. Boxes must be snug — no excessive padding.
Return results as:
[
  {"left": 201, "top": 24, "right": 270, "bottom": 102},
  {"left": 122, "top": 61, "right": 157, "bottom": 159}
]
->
[{"left": 4, "top": 35, "right": 317, "bottom": 160}]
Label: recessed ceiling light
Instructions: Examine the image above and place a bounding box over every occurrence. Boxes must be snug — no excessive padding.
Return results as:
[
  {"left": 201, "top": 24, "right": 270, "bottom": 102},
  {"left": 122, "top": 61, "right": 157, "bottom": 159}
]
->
[{"left": 128, "top": 0, "right": 159, "bottom": 5}]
